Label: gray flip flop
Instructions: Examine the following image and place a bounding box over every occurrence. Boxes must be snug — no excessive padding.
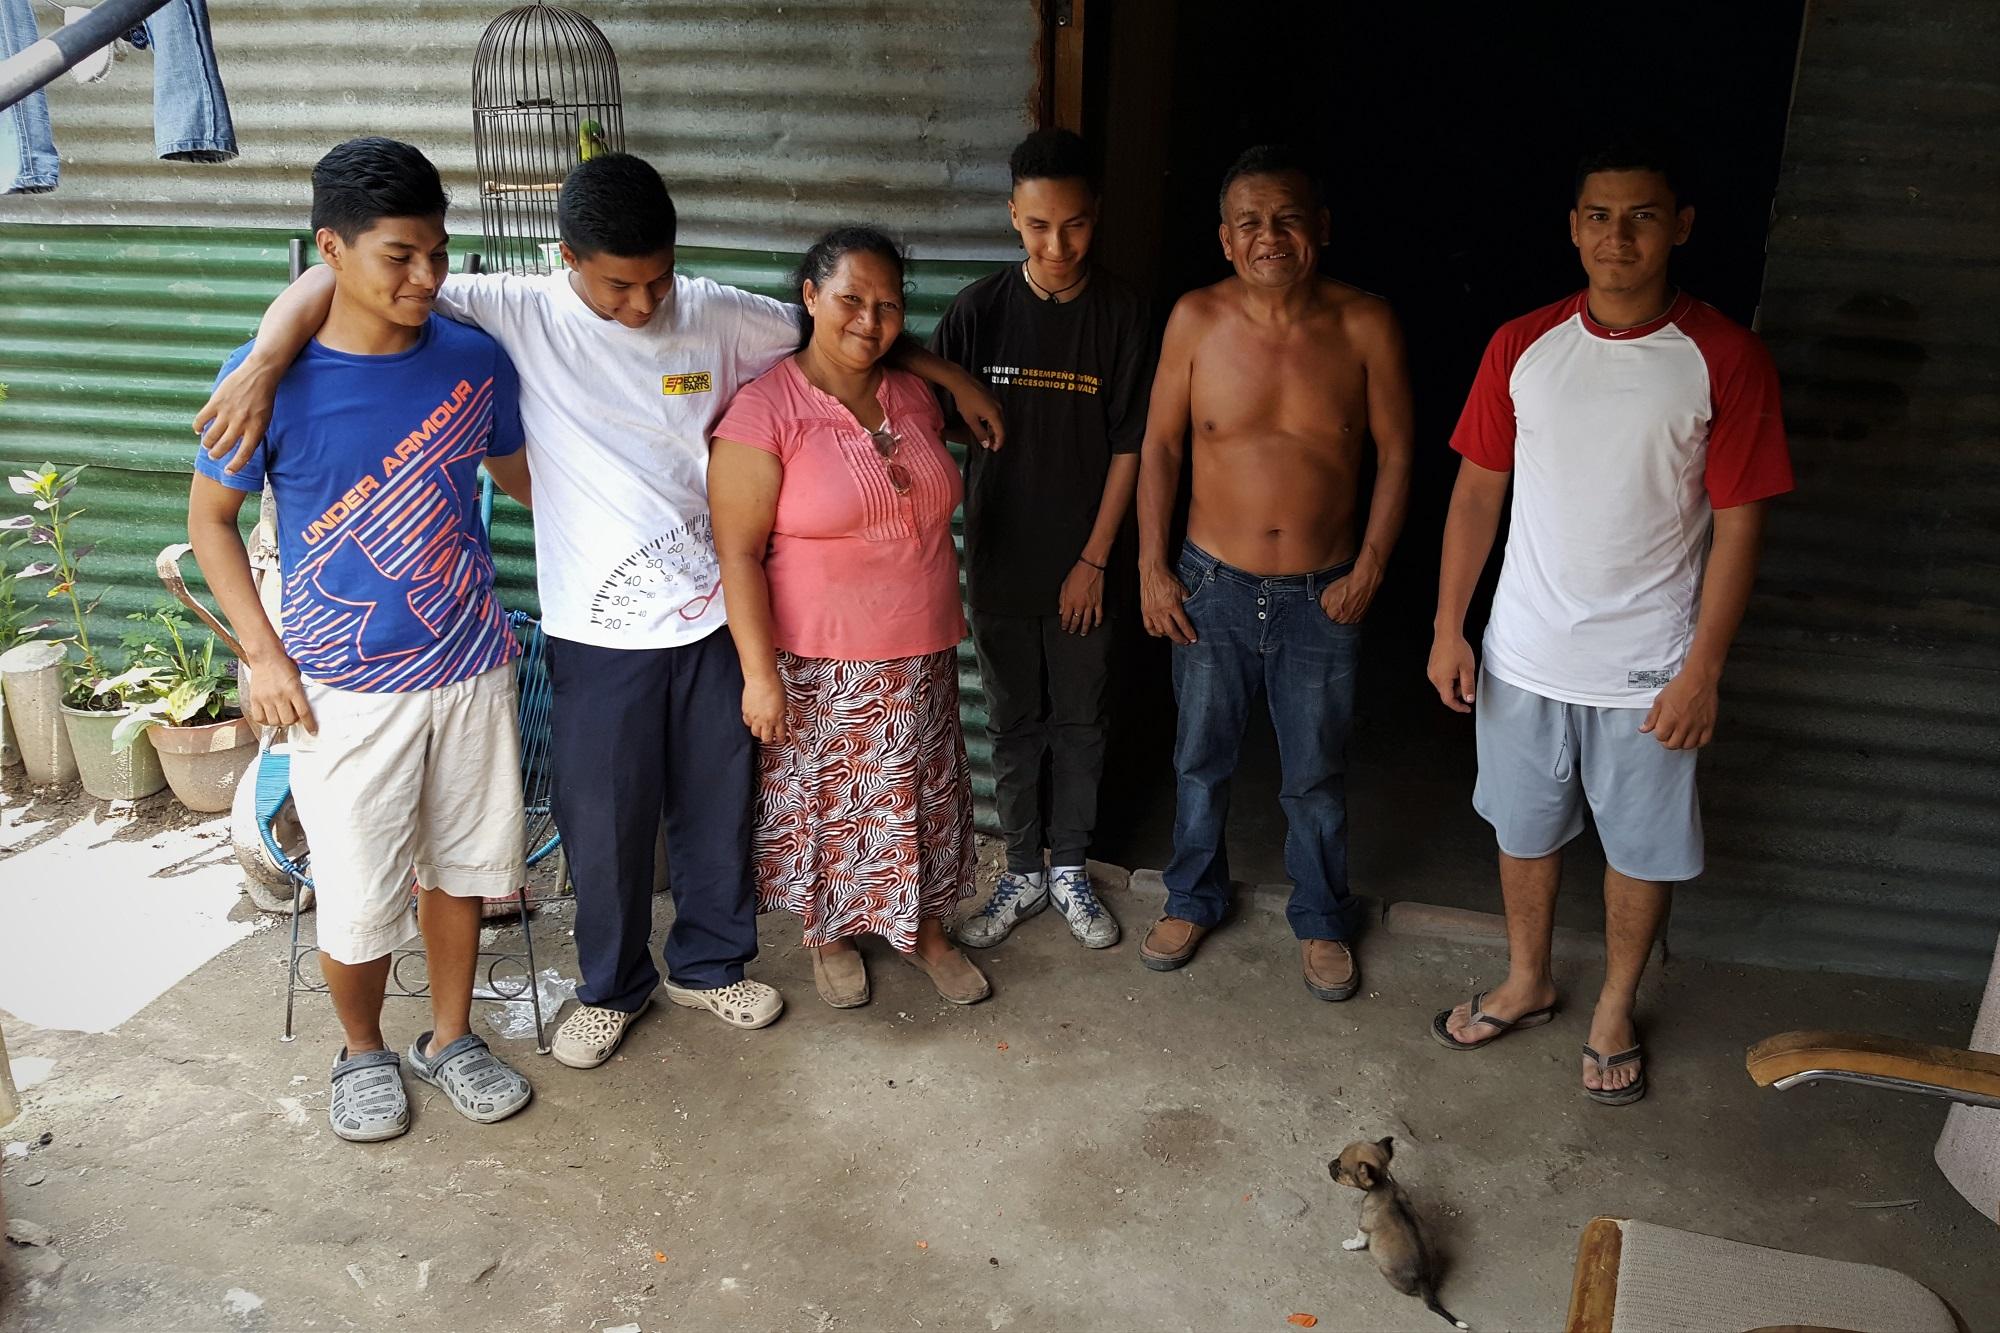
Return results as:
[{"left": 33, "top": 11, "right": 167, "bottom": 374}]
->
[
  {"left": 407, "top": 1032, "right": 532, "bottom": 1124},
  {"left": 328, "top": 1047, "right": 410, "bottom": 1143},
  {"left": 1430, "top": 991, "right": 1558, "bottom": 1050},
  {"left": 1583, "top": 1040, "right": 1648, "bottom": 1106}
]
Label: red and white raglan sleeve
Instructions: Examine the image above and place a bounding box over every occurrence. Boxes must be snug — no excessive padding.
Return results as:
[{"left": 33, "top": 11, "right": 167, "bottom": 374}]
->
[
  {"left": 1450, "top": 318, "right": 1533, "bottom": 472},
  {"left": 1695, "top": 316, "right": 1794, "bottom": 508}
]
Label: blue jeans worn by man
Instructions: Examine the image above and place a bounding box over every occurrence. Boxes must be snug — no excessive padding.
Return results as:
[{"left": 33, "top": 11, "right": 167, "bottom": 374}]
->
[{"left": 1160, "top": 541, "right": 1360, "bottom": 947}]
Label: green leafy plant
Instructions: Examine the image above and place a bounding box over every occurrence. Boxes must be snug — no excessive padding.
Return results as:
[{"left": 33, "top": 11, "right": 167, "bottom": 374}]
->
[
  {"left": 3, "top": 463, "right": 114, "bottom": 707},
  {"left": 102, "top": 604, "right": 237, "bottom": 751},
  {"left": 0, "top": 559, "right": 57, "bottom": 651}
]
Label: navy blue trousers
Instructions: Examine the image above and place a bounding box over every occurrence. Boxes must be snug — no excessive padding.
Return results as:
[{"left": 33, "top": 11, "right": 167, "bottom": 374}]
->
[{"left": 549, "top": 627, "right": 758, "bottom": 1009}]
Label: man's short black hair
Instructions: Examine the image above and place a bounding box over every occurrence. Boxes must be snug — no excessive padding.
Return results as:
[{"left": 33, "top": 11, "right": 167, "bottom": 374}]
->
[
  {"left": 1573, "top": 133, "right": 1690, "bottom": 208},
  {"left": 1217, "top": 144, "right": 1323, "bottom": 219},
  {"left": 1010, "top": 128, "right": 1097, "bottom": 192},
  {"left": 559, "top": 153, "right": 677, "bottom": 259},
  {"left": 310, "top": 137, "right": 447, "bottom": 241}
]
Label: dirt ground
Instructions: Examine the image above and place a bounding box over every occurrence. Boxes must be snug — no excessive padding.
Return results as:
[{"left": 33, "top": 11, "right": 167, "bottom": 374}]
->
[{"left": 2, "top": 774, "right": 1995, "bottom": 1333}]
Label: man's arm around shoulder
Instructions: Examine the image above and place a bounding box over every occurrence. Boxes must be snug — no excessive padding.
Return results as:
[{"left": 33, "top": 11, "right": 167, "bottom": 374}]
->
[{"left": 195, "top": 266, "right": 336, "bottom": 475}]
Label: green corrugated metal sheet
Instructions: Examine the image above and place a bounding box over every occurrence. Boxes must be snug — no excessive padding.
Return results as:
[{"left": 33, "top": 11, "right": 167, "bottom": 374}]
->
[{"left": 0, "top": 222, "right": 1001, "bottom": 820}]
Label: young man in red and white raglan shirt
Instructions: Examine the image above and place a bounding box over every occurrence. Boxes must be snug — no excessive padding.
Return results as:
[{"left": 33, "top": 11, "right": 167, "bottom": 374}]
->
[{"left": 1425, "top": 138, "right": 1793, "bottom": 1106}]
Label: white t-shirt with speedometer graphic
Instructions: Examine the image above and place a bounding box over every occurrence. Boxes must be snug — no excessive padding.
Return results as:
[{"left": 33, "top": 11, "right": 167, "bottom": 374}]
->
[{"left": 434, "top": 269, "right": 798, "bottom": 649}]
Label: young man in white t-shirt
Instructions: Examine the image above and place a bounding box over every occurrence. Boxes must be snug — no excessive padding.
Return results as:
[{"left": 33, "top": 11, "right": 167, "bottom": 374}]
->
[
  {"left": 1425, "top": 139, "right": 1792, "bottom": 1106},
  {"left": 198, "top": 153, "right": 1003, "bottom": 1068}
]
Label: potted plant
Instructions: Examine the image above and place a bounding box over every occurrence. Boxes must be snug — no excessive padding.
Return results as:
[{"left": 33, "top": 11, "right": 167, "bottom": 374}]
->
[
  {"left": 102, "top": 604, "right": 256, "bottom": 812},
  {"left": 0, "top": 560, "right": 56, "bottom": 770},
  {"left": 6, "top": 464, "right": 166, "bottom": 800}
]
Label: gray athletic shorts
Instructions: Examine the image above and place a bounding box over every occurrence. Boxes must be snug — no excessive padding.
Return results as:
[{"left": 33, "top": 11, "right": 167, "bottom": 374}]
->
[{"left": 1472, "top": 671, "right": 1703, "bottom": 882}]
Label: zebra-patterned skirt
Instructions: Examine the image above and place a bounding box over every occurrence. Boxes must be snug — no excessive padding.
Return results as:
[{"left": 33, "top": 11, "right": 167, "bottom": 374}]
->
[{"left": 753, "top": 647, "right": 975, "bottom": 949}]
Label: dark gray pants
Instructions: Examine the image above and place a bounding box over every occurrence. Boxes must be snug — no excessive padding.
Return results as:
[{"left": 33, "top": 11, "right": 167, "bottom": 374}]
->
[{"left": 969, "top": 610, "right": 1113, "bottom": 874}]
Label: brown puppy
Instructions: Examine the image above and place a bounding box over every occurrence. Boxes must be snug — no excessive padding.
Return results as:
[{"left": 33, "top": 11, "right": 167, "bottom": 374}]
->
[{"left": 1330, "top": 1137, "right": 1469, "bottom": 1329}]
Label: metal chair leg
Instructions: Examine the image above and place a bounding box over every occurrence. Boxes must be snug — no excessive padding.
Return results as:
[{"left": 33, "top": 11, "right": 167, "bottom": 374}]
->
[
  {"left": 517, "top": 883, "right": 549, "bottom": 1054},
  {"left": 282, "top": 874, "right": 304, "bottom": 1043}
]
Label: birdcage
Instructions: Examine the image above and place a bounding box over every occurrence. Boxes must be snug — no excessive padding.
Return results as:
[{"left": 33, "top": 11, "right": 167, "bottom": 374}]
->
[{"left": 470, "top": 2, "right": 625, "bottom": 275}]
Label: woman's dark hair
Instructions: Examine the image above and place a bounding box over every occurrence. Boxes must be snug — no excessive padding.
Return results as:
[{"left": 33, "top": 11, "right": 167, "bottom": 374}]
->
[
  {"left": 559, "top": 153, "right": 677, "bottom": 259},
  {"left": 310, "top": 137, "right": 448, "bottom": 241},
  {"left": 792, "top": 225, "right": 905, "bottom": 346}
]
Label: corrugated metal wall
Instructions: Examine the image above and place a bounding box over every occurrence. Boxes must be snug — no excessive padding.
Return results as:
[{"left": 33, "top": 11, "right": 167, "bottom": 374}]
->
[
  {"left": 1685, "top": 2, "right": 2000, "bottom": 984},
  {"left": 0, "top": 0, "right": 1036, "bottom": 824},
  {"left": 0, "top": 1, "right": 1035, "bottom": 258},
  {"left": 0, "top": 224, "right": 1005, "bottom": 820}
]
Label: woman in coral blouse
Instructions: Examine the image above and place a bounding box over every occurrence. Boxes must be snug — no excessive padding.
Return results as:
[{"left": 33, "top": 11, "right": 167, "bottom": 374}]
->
[{"left": 709, "top": 226, "right": 988, "bottom": 1010}]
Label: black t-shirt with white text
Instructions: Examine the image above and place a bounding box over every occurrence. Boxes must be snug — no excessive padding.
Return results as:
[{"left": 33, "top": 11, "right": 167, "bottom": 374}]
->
[{"left": 931, "top": 266, "right": 1153, "bottom": 617}]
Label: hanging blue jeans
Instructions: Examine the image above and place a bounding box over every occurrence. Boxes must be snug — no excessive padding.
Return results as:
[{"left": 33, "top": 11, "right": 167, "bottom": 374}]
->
[
  {"left": 0, "top": 0, "right": 58, "bottom": 192},
  {"left": 2, "top": 0, "right": 236, "bottom": 194}
]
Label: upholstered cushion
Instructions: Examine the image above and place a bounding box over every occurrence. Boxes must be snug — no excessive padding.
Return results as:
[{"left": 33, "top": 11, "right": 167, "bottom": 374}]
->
[
  {"left": 1936, "top": 934, "right": 2000, "bottom": 1223},
  {"left": 1610, "top": 1219, "right": 1955, "bottom": 1333}
]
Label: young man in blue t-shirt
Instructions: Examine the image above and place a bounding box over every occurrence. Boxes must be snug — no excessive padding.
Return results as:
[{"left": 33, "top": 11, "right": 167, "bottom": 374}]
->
[{"left": 188, "top": 138, "right": 537, "bottom": 1143}]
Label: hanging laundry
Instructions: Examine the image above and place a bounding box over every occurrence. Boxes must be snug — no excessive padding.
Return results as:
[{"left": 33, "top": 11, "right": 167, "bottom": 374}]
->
[{"left": 1, "top": 0, "right": 236, "bottom": 194}]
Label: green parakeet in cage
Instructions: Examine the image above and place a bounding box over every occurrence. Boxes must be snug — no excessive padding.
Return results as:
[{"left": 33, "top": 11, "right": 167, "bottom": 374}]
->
[{"left": 578, "top": 119, "right": 610, "bottom": 162}]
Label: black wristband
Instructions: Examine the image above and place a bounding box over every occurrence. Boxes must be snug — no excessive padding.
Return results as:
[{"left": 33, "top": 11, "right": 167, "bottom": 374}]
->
[{"left": 1077, "top": 556, "right": 1106, "bottom": 572}]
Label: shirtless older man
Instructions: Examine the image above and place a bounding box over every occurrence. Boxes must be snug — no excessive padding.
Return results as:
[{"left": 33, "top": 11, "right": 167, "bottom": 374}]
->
[{"left": 1135, "top": 145, "right": 1412, "bottom": 1000}]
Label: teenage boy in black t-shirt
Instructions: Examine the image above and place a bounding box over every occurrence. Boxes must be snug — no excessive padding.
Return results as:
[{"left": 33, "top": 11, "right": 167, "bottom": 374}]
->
[{"left": 932, "top": 129, "right": 1153, "bottom": 952}]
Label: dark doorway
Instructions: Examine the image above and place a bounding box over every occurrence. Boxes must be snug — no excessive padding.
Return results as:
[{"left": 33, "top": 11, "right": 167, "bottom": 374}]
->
[{"left": 1087, "top": 1, "right": 1808, "bottom": 916}]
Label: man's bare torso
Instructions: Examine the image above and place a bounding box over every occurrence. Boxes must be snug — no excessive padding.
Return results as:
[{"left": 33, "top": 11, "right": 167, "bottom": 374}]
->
[{"left": 1183, "top": 275, "right": 1381, "bottom": 575}]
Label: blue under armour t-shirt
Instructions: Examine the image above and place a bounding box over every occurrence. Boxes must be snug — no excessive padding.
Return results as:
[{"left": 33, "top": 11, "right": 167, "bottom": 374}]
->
[{"left": 195, "top": 315, "right": 526, "bottom": 693}]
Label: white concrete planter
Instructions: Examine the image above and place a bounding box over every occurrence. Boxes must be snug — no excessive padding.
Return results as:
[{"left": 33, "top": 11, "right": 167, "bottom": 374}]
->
[
  {"left": 60, "top": 704, "right": 167, "bottom": 801},
  {"left": 0, "top": 684, "right": 19, "bottom": 769},
  {"left": 150, "top": 714, "right": 258, "bottom": 813},
  {"left": 0, "top": 641, "right": 77, "bottom": 785}
]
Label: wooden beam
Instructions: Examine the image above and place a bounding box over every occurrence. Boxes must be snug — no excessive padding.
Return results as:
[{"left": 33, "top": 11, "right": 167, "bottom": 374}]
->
[
  {"left": 1563, "top": 1216, "right": 1624, "bottom": 1333},
  {"left": 1052, "top": 0, "right": 1085, "bottom": 133}
]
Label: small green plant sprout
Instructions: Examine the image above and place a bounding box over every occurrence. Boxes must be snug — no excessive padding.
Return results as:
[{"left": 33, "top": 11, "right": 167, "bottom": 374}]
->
[
  {"left": 4, "top": 463, "right": 107, "bottom": 704},
  {"left": 0, "top": 560, "right": 58, "bottom": 651},
  {"left": 104, "top": 603, "right": 237, "bottom": 751}
]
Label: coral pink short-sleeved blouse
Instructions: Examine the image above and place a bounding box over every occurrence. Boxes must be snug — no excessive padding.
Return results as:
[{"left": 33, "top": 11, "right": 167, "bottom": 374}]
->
[{"left": 714, "top": 357, "right": 965, "bottom": 661}]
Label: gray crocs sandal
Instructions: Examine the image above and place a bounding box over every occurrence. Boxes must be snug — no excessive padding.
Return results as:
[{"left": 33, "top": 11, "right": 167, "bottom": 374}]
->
[
  {"left": 328, "top": 1047, "right": 410, "bottom": 1143},
  {"left": 407, "top": 1032, "right": 533, "bottom": 1124}
]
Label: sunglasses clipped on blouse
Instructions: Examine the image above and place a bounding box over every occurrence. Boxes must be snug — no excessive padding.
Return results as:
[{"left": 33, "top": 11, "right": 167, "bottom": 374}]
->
[{"left": 869, "top": 422, "right": 912, "bottom": 495}]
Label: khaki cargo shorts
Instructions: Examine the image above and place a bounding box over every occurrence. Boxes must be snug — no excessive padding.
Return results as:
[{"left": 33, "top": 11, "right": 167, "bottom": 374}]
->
[{"left": 290, "top": 663, "right": 525, "bottom": 964}]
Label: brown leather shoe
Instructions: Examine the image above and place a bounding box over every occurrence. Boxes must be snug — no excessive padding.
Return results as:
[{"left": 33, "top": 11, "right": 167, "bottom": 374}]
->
[
  {"left": 812, "top": 945, "right": 869, "bottom": 1009},
  {"left": 1302, "top": 939, "right": 1360, "bottom": 1001},
  {"left": 1140, "top": 916, "right": 1210, "bottom": 971},
  {"left": 907, "top": 947, "right": 991, "bottom": 1005}
]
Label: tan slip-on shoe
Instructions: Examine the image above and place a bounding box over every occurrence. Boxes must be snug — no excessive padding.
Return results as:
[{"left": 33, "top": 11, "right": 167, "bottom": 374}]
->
[
  {"left": 551, "top": 997, "right": 651, "bottom": 1069},
  {"left": 662, "top": 978, "right": 785, "bottom": 1029},
  {"left": 1302, "top": 939, "right": 1361, "bottom": 1002},
  {"left": 812, "top": 946, "right": 870, "bottom": 1008},
  {"left": 1139, "top": 916, "right": 1210, "bottom": 971},
  {"left": 906, "top": 947, "right": 991, "bottom": 1005}
]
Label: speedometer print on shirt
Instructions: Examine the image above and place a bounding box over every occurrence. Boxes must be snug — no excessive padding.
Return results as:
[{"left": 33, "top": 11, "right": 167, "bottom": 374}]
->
[{"left": 588, "top": 514, "right": 722, "bottom": 632}]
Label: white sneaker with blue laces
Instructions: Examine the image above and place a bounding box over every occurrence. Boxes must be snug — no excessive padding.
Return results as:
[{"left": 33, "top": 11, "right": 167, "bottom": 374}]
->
[
  {"left": 955, "top": 869, "right": 1048, "bottom": 948},
  {"left": 1048, "top": 866, "right": 1120, "bottom": 948}
]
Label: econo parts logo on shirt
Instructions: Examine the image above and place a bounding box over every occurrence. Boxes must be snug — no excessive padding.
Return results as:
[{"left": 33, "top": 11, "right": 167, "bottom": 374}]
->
[{"left": 662, "top": 371, "right": 714, "bottom": 396}]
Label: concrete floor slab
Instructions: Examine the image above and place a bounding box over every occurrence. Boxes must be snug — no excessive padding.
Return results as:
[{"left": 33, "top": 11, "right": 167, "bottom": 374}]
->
[
  {"left": 0, "top": 789, "right": 262, "bottom": 1035},
  {"left": 2, "top": 855, "right": 1993, "bottom": 1331}
]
